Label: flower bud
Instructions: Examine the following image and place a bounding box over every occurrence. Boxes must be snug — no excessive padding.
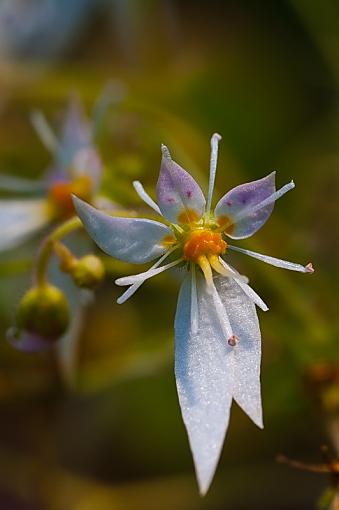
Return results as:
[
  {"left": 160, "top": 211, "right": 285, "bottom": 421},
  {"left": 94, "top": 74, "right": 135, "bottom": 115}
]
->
[
  {"left": 71, "top": 255, "right": 105, "bottom": 289},
  {"left": 17, "top": 285, "right": 69, "bottom": 339}
]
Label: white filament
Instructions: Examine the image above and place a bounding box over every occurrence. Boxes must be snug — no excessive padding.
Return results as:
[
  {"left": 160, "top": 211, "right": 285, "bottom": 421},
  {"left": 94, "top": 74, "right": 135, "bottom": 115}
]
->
[
  {"left": 229, "top": 245, "right": 312, "bottom": 273},
  {"left": 234, "top": 181, "right": 295, "bottom": 223},
  {"left": 190, "top": 265, "right": 199, "bottom": 335},
  {"left": 219, "top": 258, "right": 268, "bottom": 311},
  {"left": 116, "top": 257, "right": 183, "bottom": 286},
  {"left": 116, "top": 248, "right": 177, "bottom": 304},
  {"left": 206, "top": 133, "right": 222, "bottom": 216},
  {"left": 30, "top": 110, "right": 58, "bottom": 152},
  {"left": 133, "top": 181, "right": 162, "bottom": 215}
]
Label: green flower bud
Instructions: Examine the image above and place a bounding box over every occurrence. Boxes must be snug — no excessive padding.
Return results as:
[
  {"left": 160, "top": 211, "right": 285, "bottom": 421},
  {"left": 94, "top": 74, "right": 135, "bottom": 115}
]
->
[
  {"left": 71, "top": 255, "right": 105, "bottom": 289},
  {"left": 17, "top": 285, "right": 69, "bottom": 339}
]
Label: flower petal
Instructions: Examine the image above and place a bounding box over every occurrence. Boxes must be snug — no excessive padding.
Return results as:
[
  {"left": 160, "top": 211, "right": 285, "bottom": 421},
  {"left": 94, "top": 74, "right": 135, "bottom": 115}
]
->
[
  {"left": 214, "top": 276, "right": 263, "bottom": 428},
  {"left": 156, "top": 145, "right": 205, "bottom": 224},
  {"left": 175, "top": 272, "right": 233, "bottom": 495},
  {"left": 215, "top": 172, "right": 276, "bottom": 239},
  {"left": 0, "top": 198, "right": 50, "bottom": 252},
  {"left": 73, "top": 196, "right": 173, "bottom": 264}
]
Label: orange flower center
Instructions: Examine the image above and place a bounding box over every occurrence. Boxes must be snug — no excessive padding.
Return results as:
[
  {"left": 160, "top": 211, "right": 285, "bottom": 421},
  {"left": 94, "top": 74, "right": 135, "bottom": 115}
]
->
[
  {"left": 183, "top": 229, "right": 227, "bottom": 262},
  {"left": 48, "top": 175, "right": 92, "bottom": 219}
]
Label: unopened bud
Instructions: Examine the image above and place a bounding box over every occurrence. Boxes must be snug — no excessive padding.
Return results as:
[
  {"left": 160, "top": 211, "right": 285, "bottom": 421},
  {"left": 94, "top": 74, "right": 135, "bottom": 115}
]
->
[
  {"left": 71, "top": 255, "right": 105, "bottom": 289},
  {"left": 17, "top": 285, "right": 69, "bottom": 339}
]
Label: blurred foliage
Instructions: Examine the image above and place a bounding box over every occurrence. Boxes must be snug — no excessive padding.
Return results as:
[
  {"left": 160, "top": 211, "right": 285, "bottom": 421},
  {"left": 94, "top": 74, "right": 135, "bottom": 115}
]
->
[{"left": 0, "top": 0, "right": 338, "bottom": 508}]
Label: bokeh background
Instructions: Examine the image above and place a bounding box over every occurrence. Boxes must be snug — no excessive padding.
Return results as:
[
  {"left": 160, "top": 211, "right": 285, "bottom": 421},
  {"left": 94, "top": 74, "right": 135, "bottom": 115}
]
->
[{"left": 0, "top": 1, "right": 338, "bottom": 509}]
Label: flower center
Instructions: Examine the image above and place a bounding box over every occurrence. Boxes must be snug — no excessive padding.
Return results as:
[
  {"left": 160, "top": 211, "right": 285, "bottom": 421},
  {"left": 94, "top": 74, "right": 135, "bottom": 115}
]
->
[
  {"left": 48, "top": 175, "right": 92, "bottom": 219},
  {"left": 183, "top": 229, "right": 227, "bottom": 262}
]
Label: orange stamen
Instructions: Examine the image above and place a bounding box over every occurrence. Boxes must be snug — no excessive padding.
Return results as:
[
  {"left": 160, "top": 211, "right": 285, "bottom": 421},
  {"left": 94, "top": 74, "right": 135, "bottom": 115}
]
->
[{"left": 184, "top": 230, "right": 227, "bottom": 262}]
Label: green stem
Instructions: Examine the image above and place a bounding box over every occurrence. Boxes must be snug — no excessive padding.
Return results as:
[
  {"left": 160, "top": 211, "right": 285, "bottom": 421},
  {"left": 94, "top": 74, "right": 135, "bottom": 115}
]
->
[{"left": 35, "top": 217, "right": 82, "bottom": 287}]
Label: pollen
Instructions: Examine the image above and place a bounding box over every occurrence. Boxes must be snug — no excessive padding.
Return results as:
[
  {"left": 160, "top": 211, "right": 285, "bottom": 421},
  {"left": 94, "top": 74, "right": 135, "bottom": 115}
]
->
[
  {"left": 48, "top": 175, "right": 92, "bottom": 219},
  {"left": 184, "top": 229, "right": 227, "bottom": 262},
  {"left": 162, "top": 235, "right": 176, "bottom": 247},
  {"left": 177, "top": 208, "right": 200, "bottom": 224},
  {"left": 216, "top": 215, "right": 234, "bottom": 234}
]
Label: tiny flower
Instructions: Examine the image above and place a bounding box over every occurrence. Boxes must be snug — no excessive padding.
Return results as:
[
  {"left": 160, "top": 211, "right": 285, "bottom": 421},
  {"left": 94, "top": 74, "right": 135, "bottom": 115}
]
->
[
  {"left": 0, "top": 95, "right": 103, "bottom": 252},
  {"left": 7, "top": 284, "right": 69, "bottom": 352},
  {"left": 73, "top": 134, "right": 313, "bottom": 494}
]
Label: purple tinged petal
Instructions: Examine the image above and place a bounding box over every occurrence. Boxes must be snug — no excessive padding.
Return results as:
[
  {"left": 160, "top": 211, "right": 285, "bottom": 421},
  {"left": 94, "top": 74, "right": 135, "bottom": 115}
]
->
[
  {"left": 156, "top": 145, "right": 205, "bottom": 224},
  {"left": 73, "top": 196, "right": 173, "bottom": 264},
  {"left": 215, "top": 172, "right": 276, "bottom": 239}
]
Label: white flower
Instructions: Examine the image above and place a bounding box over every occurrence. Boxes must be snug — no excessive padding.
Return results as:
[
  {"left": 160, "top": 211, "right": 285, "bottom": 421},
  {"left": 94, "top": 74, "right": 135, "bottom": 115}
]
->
[{"left": 73, "top": 133, "right": 313, "bottom": 494}]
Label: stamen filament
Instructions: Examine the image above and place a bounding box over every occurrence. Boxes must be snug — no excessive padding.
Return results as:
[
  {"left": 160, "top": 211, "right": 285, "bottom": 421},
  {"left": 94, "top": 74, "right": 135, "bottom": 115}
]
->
[
  {"left": 190, "top": 265, "right": 199, "bottom": 335},
  {"left": 208, "top": 278, "right": 234, "bottom": 341},
  {"left": 219, "top": 258, "right": 269, "bottom": 311},
  {"left": 133, "top": 181, "right": 162, "bottom": 215},
  {"left": 197, "top": 255, "right": 213, "bottom": 286},
  {"left": 229, "top": 245, "right": 314, "bottom": 273},
  {"left": 30, "top": 110, "right": 58, "bottom": 153},
  {"left": 206, "top": 133, "right": 222, "bottom": 216},
  {"left": 115, "top": 255, "right": 183, "bottom": 286},
  {"left": 116, "top": 247, "right": 179, "bottom": 304},
  {"left": 234, "top": 181, "right": 295, "bottom": 223}
]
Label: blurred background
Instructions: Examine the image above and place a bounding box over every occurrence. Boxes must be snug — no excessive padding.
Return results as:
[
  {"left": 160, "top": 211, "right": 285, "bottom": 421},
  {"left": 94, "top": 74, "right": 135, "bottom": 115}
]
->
[{"left": 0, "top": 1, "right": 338, "bottom": 508}]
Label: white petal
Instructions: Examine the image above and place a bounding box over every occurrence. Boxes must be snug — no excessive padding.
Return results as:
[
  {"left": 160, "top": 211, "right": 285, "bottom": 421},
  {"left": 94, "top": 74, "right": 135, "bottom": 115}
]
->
[
  {"left": 0, "top": 199, "right": 50, "bottom": 252},
  {"left": 73, "top": 196, "right": 173, "bottom": 264},
  {"left": 215, "top": 276, "right": 263, "bottom": 428},
  {"left": 175, "top": 273, "right": 233, "bottom": 495},
  {"left": 229, "top": 245, "right": 313, "bottom": 273}
]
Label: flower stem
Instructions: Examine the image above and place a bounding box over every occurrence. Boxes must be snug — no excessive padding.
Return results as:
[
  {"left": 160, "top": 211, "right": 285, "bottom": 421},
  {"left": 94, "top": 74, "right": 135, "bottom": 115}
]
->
[{"left": 35, "top": 216, "right": 83, "bottom": 287}]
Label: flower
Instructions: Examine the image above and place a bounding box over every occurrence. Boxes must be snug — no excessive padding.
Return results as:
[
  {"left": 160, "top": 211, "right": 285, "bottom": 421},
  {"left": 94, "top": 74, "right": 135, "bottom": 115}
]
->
[
  {"left": 73, "top": 133, "right": 313, "bottom": 495},
  {"left": 0, "top": 96, "right": 102, "bottom": 252}
]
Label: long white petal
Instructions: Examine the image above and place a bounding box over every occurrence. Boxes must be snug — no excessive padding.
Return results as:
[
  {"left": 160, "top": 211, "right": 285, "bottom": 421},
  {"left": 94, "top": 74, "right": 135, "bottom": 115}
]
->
[
  {"left": 0, "top": 199, "right": 50, "bottom": 252},
  {"left": 133, "top": 181, "right": 162, "bottom": 215},
  {"left": 229, "top": 245, "right": 314, "bottom": 273},
  {"left": 115, "top": 257, "right": 183, "bottom": 286},
  {"left": 214, "top": 276, "right": 263, "bottom": 429},
  {"left": 175, "top": 272, "right": 234, "bottom": 495},
  {"left": 220, "top": 259, "right": 269, "bottom": 311}
]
